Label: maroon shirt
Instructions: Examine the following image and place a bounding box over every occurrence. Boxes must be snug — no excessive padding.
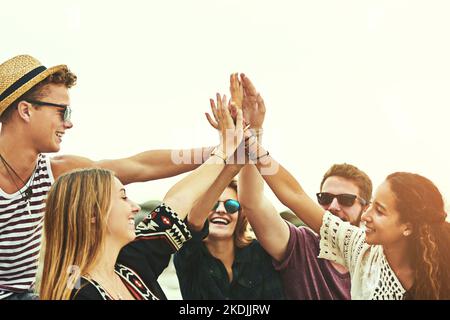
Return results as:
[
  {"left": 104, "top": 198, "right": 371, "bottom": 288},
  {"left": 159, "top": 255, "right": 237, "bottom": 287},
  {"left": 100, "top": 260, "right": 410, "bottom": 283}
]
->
[{"left": 272, "top": 222, "right": 351, "bottom": 300}]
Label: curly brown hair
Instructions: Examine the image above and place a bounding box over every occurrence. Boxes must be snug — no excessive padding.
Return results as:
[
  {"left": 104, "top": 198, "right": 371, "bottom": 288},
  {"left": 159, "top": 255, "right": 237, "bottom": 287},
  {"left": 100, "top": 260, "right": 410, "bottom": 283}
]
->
[
  {"left": 0, "top": 67, "right": 77, "bottom": 123},
  {"left": 387, "top": 172, "right": 450, "bottom": 300}
]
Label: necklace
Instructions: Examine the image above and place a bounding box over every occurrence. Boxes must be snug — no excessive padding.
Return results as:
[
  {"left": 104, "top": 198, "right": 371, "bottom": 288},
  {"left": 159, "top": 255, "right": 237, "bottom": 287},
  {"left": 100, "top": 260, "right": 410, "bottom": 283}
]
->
[
  {"left": 0, "top": 153, "right": 38, "bottom": 214},
  {"left": 113, "top": 273, "right": 124, "bottom": 300},
  {"left": 88, "top": 271, "right": 125, "bottom": 300}
]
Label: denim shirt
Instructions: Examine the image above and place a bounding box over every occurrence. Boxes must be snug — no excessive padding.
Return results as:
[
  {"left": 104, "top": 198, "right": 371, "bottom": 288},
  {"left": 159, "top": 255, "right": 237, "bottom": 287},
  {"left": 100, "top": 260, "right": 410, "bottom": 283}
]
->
[{"left": 173, "top": 221, "right": 285, "bottom": 300}]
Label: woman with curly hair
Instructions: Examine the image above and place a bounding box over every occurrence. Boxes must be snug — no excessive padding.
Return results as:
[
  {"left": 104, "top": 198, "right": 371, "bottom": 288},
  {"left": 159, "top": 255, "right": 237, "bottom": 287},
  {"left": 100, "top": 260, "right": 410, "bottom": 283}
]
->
[
  {"left": 370, "top": 172, "right": 450, "bottom": 299},
  {"left": 228, "top": 71, "right": 450, "bottom": 299}
]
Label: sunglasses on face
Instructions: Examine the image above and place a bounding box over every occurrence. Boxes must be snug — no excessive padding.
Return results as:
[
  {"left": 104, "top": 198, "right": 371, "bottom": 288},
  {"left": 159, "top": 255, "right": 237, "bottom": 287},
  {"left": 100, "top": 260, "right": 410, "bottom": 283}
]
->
[
  {"left": 316, "top": 192, "right": 367, "bottom": 207},
  {"left": 26, "top": 100, "right": 72, "bottom": 122},
  {"left": 212, "top": 199, "right": 241, "bottom": 214}
]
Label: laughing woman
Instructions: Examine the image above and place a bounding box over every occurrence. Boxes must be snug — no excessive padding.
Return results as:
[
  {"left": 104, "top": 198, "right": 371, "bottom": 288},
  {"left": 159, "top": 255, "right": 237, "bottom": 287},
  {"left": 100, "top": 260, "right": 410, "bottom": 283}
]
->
[
  {"left": 173, "top": 90, "right": 285, "bottom": 300},
  {"left": 39, "top": 94, "right": 246, "bottom": 300},
  {"left": 173, "top": 178, "right": 285, "bottom": 300}
]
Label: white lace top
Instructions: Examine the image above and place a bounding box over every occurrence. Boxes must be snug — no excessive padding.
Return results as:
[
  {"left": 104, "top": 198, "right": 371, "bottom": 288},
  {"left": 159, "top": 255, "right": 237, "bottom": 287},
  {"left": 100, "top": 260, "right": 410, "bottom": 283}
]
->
[{"left": 318, "top": 211, "right": 406, "bottom": 300}]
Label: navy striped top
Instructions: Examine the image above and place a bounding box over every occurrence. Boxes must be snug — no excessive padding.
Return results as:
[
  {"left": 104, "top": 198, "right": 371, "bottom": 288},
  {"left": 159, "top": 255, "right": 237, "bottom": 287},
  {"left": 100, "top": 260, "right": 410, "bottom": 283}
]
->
[{"left": 0, "top": 154, "right": 54, "bottom": 299}]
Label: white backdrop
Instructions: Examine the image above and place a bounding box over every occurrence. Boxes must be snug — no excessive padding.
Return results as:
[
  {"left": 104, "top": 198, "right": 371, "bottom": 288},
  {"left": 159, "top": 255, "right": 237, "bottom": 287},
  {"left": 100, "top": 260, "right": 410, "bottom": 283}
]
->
[{"left": 2, "top": 0, "right": 449, "bottom": 213}]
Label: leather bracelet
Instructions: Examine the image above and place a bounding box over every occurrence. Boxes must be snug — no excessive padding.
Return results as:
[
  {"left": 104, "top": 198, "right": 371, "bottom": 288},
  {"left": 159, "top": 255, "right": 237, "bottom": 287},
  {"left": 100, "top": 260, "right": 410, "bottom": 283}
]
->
[
  {"left": 211, "top": 154, "right": 226, "bottom": 164},
  {"left": 211, "top": 148, "right": 227, "bottom": 164},
  {"left": 256, "top": 151, "right": 270, "bottom": 161},
  {"left": 249, "top": 150, "right": 269, "bottom": 162}
]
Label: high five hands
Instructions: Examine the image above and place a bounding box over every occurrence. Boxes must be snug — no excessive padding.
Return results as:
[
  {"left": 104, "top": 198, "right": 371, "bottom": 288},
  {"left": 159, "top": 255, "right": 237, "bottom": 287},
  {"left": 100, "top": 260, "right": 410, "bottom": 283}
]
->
[
  {"left": 230, "top": 73, "right": 266, "bottom": 130},
  {"left": 205, "top": 73, "right": 267, "bottom": 164},
  {"left": 205, "top": 93, "right": 247, "bottom": 163}
]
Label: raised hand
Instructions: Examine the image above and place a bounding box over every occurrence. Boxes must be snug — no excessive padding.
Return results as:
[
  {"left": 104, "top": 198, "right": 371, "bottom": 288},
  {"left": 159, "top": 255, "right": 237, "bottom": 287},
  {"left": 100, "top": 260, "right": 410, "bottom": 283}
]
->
[
  {"left": 205, "top": 96, "right": 220, "bottom": 130},
  {"left": 240, "top": 73, "right": 266, "bottom": 129},
  {"left": 208, "top": 93, "right": 245, "bottom": 160},
  {"left": 205, "top": 93, "right": 239, "bottom": 130},
  {"left": 230, "top": 73, "right": 244, "bottom": 109}
]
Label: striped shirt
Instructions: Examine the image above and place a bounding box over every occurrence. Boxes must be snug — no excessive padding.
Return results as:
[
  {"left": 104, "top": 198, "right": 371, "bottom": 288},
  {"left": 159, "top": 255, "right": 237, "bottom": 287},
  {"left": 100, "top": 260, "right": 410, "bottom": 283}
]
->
[{"left": 0, "top": 154, "right": 54, "bottom": 299}]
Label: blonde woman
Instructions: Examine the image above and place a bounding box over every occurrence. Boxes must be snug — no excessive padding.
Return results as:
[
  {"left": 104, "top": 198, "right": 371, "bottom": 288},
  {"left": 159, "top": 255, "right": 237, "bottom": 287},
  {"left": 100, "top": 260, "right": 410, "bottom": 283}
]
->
[
  {"left": 39, "top": 94, "right": 246, "bottom": 300},
  {"left": 0, "top": 55, "right": 214, "bottom": 300}
]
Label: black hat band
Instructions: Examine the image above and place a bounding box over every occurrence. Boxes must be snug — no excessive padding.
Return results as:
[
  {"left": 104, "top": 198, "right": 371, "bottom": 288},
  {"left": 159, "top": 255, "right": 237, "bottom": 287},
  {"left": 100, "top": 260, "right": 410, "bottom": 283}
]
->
[{"left": 0, "top": 66, "right": 47, "bottom": 102}]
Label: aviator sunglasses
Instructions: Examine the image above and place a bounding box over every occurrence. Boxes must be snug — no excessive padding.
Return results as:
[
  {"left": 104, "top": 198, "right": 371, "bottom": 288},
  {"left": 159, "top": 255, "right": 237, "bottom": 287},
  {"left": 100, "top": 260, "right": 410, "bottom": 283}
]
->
[
  {"left": 316, "top": 192, "right": 367, "bottom": 207},
  {"left": 212, "top": 199, "right": 241, "bottom": 214},
  {"left": 26, "top": 100, "right": 72, "bottom": 122}
]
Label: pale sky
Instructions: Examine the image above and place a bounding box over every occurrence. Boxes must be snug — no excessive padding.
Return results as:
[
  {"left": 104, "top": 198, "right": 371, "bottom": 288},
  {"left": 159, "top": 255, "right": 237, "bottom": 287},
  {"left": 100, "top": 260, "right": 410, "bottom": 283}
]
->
[{"left": 2, "top": 0, "right": 449, "bottom": 213}]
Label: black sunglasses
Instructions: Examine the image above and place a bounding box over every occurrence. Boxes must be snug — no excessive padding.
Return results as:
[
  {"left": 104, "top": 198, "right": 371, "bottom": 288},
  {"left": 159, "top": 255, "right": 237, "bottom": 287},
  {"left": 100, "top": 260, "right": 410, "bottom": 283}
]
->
[
  {"left": 26, "top": 100, "right": 72, "bottom": 122},
  {"left": 316, "top": 192, "right": 367, "bottom": 207},
  {"left": 212, "top": 199, "right": 241, "bottom": 214}
]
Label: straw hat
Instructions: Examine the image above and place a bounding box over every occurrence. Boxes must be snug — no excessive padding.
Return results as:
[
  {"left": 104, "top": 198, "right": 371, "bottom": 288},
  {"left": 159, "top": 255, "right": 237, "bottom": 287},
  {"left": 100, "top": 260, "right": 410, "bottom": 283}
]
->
[{"left": 0, "top": 55, "right": 67, "bottom": 116}]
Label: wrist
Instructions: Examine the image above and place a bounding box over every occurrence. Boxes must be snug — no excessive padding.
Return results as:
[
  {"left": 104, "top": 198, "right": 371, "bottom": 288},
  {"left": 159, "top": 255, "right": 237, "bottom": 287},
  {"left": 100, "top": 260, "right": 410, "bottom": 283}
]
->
[
  {"left": 248, "top": 145, "right": 270, "bottom": 163},
  {"left": 246, "top": 135, "right": 259, "bottom": 155},
  {"left": 203, "top": 146, "right": 216, "bottom": 162},
  {"left": 211, "top": 146, "right": 227, "bottom": 164},
  {"left": 218, "top": 143, "right": 236, "bottom": 159},
  {"left": 249, "top": 127, "right": 263, "bottom": 144}
]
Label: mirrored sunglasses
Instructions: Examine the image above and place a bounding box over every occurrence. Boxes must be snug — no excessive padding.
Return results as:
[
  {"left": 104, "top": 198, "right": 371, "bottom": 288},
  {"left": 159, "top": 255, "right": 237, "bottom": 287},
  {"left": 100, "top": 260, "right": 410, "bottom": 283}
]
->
[
  {"left": 26, "top": 100, "right": 72, "bottom": 122},
  {"left": 212, "top": 199, "right": 241, "bottom": 214}
]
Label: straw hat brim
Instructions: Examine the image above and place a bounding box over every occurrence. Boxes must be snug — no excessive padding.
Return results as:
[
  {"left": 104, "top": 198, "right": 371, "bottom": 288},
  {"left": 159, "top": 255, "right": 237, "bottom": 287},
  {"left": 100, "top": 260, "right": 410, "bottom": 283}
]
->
[{"left": 0, "top": 64, "right": 67, "bottom": 116}]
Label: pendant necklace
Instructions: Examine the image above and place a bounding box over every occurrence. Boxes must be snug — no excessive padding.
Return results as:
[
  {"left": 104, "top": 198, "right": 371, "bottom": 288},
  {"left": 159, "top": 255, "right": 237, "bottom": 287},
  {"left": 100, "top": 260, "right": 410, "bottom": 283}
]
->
[
  {"left": 88, "top": 271, "right": 125, "bottom": 300},
  {"left": 0, "top": 153, "right": 38, "bottom": 215}
]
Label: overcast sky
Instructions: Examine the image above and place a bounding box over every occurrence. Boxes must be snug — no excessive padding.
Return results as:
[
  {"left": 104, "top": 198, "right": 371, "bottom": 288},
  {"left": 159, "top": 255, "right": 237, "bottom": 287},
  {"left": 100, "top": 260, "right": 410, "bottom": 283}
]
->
[{"left": 2, "top": 0, "right": 449, "bottom": 213}]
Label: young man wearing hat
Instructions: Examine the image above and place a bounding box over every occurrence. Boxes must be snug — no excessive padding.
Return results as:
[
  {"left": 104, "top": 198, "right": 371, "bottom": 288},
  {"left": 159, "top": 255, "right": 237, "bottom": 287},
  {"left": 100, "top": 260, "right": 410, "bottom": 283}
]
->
[{"left": 0, "top": 54, "right": 212, "bottom": 300}]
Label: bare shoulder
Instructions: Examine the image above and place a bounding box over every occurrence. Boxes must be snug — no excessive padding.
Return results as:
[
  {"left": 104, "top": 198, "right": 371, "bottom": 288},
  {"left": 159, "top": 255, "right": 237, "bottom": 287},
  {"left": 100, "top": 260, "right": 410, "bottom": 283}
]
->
[{"left": 50, "top": 154, "right": 96, "bottom": 179}]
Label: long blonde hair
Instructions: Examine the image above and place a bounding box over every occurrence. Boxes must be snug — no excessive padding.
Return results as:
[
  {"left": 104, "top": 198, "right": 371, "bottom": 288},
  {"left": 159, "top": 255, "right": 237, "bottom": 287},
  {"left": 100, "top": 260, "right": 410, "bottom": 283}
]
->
[{"left": 39, "top": 168, "right": 114, "bottom": 300}]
